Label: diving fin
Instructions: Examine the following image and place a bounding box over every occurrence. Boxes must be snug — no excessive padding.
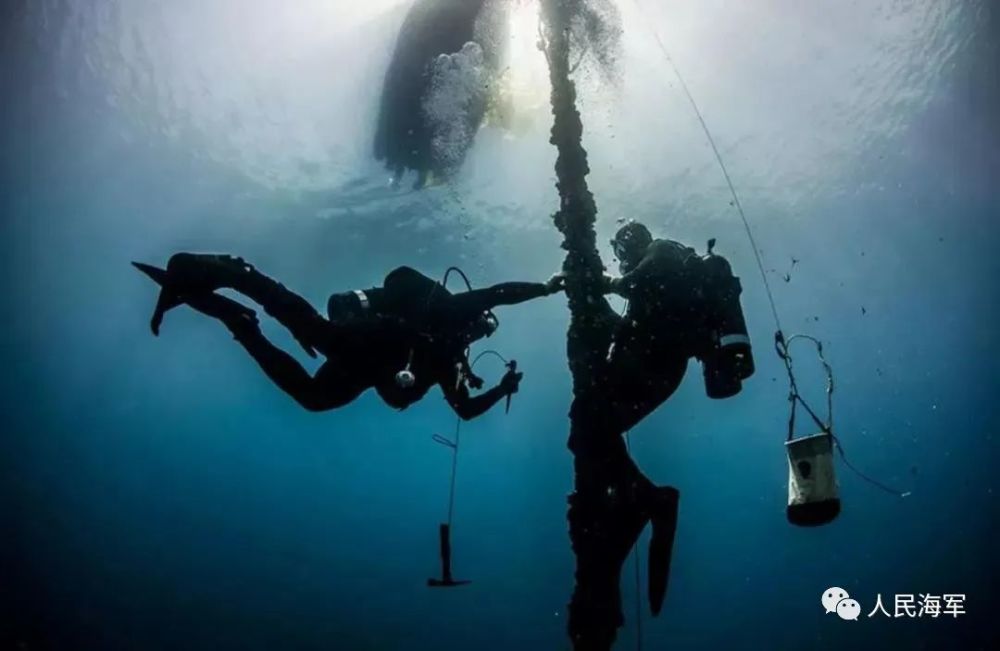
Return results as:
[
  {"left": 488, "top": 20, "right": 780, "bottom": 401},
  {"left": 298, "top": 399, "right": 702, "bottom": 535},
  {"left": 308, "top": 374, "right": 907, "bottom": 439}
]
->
[
  {"left": 132, "top": 261, "right": 168, "bottom": 285},
  {"left": 132, "top": 261, "right": 258, "bottom": 336},
  {"left": 133, "top": 261, "right": 183, "bottom": 335},
  {"left": 647, "top": 485, "right": 680, "bottom": 616}
]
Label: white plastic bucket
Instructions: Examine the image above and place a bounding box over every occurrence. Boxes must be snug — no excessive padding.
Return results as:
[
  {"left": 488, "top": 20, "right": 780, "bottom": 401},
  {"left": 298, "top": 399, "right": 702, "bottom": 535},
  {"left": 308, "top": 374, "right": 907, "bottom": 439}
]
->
[{"left": 785, "top": 432, "right": 840, "bottom": 526}]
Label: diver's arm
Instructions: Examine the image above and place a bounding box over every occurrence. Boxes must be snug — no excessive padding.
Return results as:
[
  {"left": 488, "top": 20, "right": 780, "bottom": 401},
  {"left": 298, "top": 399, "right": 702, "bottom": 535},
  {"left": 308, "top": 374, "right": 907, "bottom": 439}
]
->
[
  {"left": 443, "top": 382, "right": 508, "bottom": 421},
  {"left": 452, "top": 281, "right": 550, "bottom": 314},
  {"left": 441, "top": 367, "right": 522, "bottom": 421},
  {"left": 606, "top": 254, "right": 657, "bottom": 297}
]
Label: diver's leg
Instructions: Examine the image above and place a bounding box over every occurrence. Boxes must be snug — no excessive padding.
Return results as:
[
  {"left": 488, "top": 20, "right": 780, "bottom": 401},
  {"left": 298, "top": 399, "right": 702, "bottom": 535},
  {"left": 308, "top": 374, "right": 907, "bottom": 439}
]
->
[
  {"left": 568, "top": 401, "right": 681, "bottom": 627},
  {"left": 182, "top": 292, "right": 361, "bottom": 411},
  {"left": 567, "top": 429, "right": 650, "bottom": 647},
  {"left": 177, "top": 286, "right": 260, "bottom": 335},
  {"left": 606, "top": 331, "right": 688, "bottom": 434},
  {"left": 598, "top": 328, "right": 685, "bottom": 613},
  {"left": 229, "top": 323, "right": 364, "bottom": 412}
]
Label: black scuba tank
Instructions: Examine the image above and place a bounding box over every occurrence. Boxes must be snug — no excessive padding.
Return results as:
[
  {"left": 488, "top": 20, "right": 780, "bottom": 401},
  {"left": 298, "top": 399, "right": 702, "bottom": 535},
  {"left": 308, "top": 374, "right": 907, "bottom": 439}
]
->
[
  {"left": 699, "top": 252, "right": 755, "bottom": 399},
  {"left": 327, "top": 289, "right": 377, "bottom": 322}
]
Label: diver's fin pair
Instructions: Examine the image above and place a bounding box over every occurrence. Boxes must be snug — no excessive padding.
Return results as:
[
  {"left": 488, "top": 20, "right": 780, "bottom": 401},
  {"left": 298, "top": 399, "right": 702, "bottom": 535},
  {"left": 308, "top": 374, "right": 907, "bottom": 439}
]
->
[
  {"left": 647, "top": 485, "right": 680, "bottom": 617},
  {"left": 132, "top": 261, "right": 259, "bottom": 338},
  {"left": 427, "top": 523, "right": 470, "bottom": 588},
  {"left": 135, "top": 255, "right": 319, "bottom": 358}
]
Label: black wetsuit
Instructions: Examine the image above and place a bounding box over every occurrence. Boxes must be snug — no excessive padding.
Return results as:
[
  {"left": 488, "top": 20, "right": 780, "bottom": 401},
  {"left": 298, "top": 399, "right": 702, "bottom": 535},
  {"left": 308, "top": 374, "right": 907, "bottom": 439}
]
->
[
  {"left": 358, "top": 266, "right": 546, "bottom": 336},
  {"left": 333, "top": 266, "right": 550, "bottom": 415},
  {"left": 165, "top": 256, "right": 548, "bottom": 417},
  {"left": 605, "top": 240, "right": 707, "bottom": 431}
]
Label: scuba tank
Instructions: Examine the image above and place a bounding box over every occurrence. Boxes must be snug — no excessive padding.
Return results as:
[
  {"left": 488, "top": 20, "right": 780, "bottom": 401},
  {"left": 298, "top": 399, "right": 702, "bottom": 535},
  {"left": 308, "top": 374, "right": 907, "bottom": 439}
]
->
[
  {"left": 698, "top": 240, "right": 755, "bottom": 399},
  {"left": 326, "top": 289, "right": 374, "bottom": 322}
]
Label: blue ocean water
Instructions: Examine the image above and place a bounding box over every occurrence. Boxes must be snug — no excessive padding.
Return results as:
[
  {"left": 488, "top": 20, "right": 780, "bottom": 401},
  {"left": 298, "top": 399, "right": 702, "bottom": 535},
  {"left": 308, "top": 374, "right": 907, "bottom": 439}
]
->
[{"left": 1, "top": 1, "right": 996, "bottom": 649}]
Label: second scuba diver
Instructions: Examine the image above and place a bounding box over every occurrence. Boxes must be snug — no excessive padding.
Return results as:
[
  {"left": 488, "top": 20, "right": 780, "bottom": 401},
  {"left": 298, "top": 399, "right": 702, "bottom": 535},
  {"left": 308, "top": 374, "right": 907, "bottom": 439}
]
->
[
  {"left": 563, "top": 221, "right": 756, "bottom": 617},
  {"left": 601, "top": 221, "right": 755, "bottom": 432},
  {"left": 134, "top": 254, "right": 564, "bottom": 419}
]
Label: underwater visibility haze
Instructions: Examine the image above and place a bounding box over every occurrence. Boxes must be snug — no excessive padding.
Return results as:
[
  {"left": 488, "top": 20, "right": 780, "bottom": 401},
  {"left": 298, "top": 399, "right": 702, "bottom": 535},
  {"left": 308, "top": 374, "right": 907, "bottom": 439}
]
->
[{"left": 1, "top": 0, "right": 998, "bottom": 649}]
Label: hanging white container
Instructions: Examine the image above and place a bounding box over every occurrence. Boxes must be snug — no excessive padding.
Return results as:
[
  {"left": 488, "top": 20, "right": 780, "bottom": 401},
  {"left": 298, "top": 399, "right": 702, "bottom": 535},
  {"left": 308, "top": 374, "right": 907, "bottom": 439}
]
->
[{"left": 785, "top": 432, "right": 840, "bottom": 526}]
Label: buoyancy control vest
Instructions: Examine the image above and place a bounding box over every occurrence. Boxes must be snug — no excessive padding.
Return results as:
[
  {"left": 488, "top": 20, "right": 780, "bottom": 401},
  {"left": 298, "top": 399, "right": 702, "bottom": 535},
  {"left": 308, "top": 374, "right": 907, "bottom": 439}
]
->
[{"left": 624, "top": 239, "right": 755, "bottom": 399}]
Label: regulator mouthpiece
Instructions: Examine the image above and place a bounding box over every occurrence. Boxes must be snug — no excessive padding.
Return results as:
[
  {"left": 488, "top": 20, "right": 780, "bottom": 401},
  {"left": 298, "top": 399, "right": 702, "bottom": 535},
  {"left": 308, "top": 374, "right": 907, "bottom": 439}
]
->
[{"left": 483, "top": 312, "right": 499, "bottom": 336}]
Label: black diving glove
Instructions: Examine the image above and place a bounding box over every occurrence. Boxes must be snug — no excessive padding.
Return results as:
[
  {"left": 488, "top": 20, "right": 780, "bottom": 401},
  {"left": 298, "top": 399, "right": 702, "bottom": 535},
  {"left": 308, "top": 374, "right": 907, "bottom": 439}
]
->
[
  {"left": 601, "top": 273, "right": 622, "bottom": 295},
  {"left": 499, "top": 367, "right": 523, "bottom": 395},
  {"left": 545, "top": 272, "right": 567, "bottom": 295}
]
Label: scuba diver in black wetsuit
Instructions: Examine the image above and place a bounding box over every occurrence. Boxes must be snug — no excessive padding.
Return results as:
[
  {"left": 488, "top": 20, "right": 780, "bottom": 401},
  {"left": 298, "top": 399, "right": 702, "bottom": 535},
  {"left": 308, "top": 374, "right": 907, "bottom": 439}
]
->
[
  {"left": 561, "top": 222, "right": 756, "bottom": 618},
  {"left": 135, "top": 254, "right": 564, "bottom": 418},
  {"left": 601, "top": 221, "right": 755, "bottom": 432}
]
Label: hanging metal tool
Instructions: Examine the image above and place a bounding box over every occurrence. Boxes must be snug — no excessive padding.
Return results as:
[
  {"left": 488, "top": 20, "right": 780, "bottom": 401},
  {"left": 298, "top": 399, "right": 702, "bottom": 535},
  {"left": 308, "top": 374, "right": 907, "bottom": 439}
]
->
[
  {"left": 428, "top": 419, "right": 470, "bottom": 588},
  {"left": 427, "top": 350, "right": 512, "bottom": 588}
]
